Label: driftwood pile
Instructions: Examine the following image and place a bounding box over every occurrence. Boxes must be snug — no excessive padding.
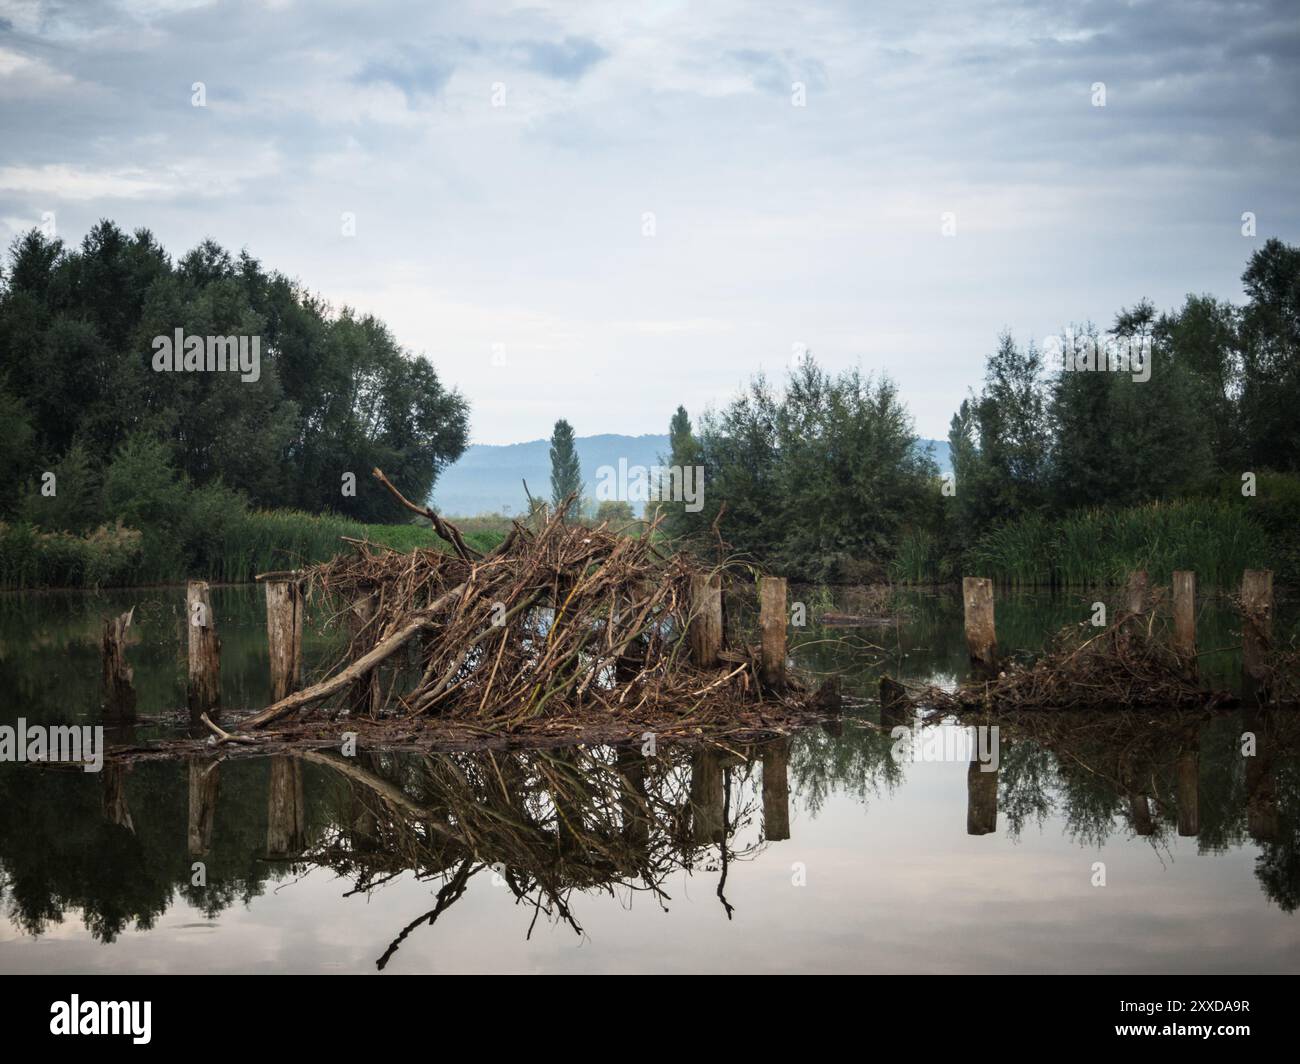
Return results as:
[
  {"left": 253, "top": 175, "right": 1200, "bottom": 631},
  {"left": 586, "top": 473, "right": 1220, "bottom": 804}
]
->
[
  {"left": 237, "top": 473, "right": 822, "bottom": 739},
  {"left": 921, "top": 606, "right": 1238, "bottom": 713}
]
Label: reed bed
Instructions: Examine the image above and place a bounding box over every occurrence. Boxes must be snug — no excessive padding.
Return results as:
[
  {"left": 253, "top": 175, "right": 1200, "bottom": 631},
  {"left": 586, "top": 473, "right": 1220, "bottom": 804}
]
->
[{"left": 969, "top": 500, "right": 1270, "bottom": 588}]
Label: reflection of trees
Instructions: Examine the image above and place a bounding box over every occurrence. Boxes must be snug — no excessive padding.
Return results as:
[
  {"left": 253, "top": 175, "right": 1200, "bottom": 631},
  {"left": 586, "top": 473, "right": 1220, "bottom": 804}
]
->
[{"left": 787, "top": 721, "right": 902, "bottom": 816}]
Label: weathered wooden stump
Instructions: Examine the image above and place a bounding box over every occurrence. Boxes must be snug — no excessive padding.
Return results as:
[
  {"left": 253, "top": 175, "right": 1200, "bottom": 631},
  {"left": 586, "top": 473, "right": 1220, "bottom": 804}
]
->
[
  {"left": 689, "top": 572, "right": 723, "bottom": 668},
  {"left": 1125, "top": 570, "right": 1149, "bottom": 615},
  {"left": 101, "top": 607, "right": 137, "bottom": 720},
  {"left": 265, "top": 579, "right": 304, "bottom": 703},
  {"left": 962, "top": 577, "right": 997, "bottom": 668},
  {"left": 1241, "top": 569, "right": 1273, "bottom": 695},
  {"left": 759, "top": 576, "right": 788, "bottom": 688},
  {"left": 186, "top": 580, "right": 221, "bottom": 719},
  {"left": 1171, "top": 570, "right": 1197, "bottom": 669}
]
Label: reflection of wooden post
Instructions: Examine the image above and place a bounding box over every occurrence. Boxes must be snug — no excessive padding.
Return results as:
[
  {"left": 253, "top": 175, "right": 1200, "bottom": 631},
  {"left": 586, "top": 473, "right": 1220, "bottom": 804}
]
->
[
  {"left": 689, "top": 573, "right": 723, "bottom": 668},
  {"left": 1171, "top": 570, "right": 1196, "bottom": 668},
  {"left": 1176, "top": 747, "right": 1199, "bottom": 837},
  {"left": 265, "top": 580, "right": 304, "bottom": 703},
  {"left": 689, "top": 747, "right": 725, "bottom": 844},
  {"left": 1243, "top": 709, "right": 1279, "bottom": 841},
  {"left": 1126, "top": 570, "right": 1149, "bottom": 615},
  {"left": 962, "top": 577, "right": 997, "bottom": 667},
  {"left": 187, "top": 759, "right": 221, "bottom": 857},
  {"left": 760, "top": 737, "right": 792, "bottom": 841},
  {"left": 102, "top": 763, "right": 133, "bottom": 832},
  {"left": 267, "top": 756, "right": 306, "bottom": 857},
  {"left": 759, "top": 576, "right": 788, "bottom": 687},
  {"left": 1241, "top": 570, "right": 1273, "bottom": 690},
  {"left": 1128, "top": 793, "right": 1154, "bottom": 836},
  {"left": 966, "top": 757, "right": 998, "bottom": 835},
  {"left": 880, "top": 675, "right": 910, "bottom": 730},
  {"left": 348, "top": 594, "right": 382, "bottom": 716},
  {"left": 616, "top": 745, "right": 650, "bottom": 858},
  {"left": 186, "top": 580, "right": 221, "bottom": 719},
  {"left": 101, "top": 608, "right": 137, "bottom": 720}
]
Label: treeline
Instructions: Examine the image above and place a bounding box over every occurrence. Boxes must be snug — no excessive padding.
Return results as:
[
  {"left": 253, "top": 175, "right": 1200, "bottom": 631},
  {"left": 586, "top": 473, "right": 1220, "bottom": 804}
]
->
[
  {"left": 662, "top": 239, "right": 1300, "bottom": 585},
  {"left": 0, "top": 221, "right": 471, "bottom": 584}
]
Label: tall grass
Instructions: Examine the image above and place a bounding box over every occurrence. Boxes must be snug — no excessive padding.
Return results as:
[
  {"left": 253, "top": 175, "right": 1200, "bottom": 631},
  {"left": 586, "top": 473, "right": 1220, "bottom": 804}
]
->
[
  {"left": 0, "top": 510, "right": 509, "bottom": 590},
  {"left": 969, "top": 500, "right": 1271, "bottom": 588}
]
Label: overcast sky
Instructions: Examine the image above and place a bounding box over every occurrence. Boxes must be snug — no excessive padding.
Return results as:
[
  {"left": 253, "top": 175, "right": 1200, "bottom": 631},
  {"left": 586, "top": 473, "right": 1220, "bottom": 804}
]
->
[{"left": 1, "top": 0, "right": 1296, "bottom": 444}]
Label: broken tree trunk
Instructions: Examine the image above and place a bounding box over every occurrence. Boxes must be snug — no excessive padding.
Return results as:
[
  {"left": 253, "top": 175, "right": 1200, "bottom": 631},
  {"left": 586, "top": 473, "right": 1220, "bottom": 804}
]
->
[
  {"left": 101, "top": 607, "right": 136, "bottom": 720},
  {"left": 186, "top": 580, "right": 221, "bottom": 720}
]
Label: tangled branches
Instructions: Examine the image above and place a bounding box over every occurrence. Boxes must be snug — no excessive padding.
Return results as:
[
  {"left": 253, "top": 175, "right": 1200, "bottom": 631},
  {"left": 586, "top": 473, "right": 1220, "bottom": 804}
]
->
[{"left": 242, "top": 476, "right": 819, "bottom": 734}]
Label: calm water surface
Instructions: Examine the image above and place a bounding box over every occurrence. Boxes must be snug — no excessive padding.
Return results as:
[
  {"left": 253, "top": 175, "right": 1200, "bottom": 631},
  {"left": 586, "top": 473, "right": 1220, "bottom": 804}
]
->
[{"left": 0, "top": 585, "right": 1296, "bottom": 973}]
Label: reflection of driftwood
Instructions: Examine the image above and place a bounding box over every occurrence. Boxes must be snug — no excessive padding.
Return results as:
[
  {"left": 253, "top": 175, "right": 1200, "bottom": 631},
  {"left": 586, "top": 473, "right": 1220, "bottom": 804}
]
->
[{"left": 296, "top": 741, "right": 781, "bottom": 966}]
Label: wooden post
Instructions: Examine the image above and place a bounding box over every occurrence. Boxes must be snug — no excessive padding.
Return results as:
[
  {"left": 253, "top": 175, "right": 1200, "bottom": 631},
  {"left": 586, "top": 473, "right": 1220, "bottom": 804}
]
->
[
  {"left": 1125, "top": 570, "right": 1149, "bottom": 615},
  {"left": 266, "top": 756, "right": 306, "bottom": 857},
  {"left": 1171, "top": 570, "right": 1197, "bottom": 667},
  {"left": 100, "top": 607, "right": 137, "bottom": 720},
  {"left": 1176, "top": 746, "right": 1199, "bottom": 838},
  {"left": 689, "top": 572, "right": 723, "bottom": 668},
  {"left": 962, "top": 577, "right": 997, "bottom": 667},
  {"left": 265, "top": 579, "right": 304, "bottom": 703},
  {"left": 186, "top": 580, "right": 221, "bottom": 719},
  {"left": 759, "top": 576, "right": 788, "bottom": 687},
  {"left": 760, "top": 736, "right": 791, "bottom": 841},
  {"left": 187, "top": 758, "right": 221, "bottom": 857},
  {"left": 1241, "top": 569, "right": 1273, "bottom": 686},
  {"left": 348, "top": 593, "right": 382, "bottom": 716},
  {"left": 966, "top": 757, "right": 998, "bottom": 835}
]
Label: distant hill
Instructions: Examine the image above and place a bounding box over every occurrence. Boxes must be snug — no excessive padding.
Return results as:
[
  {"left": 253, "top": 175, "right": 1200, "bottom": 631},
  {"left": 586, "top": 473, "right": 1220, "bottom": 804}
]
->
[{"left": 432, "top": 434, "right": 952, "bottom": 516}]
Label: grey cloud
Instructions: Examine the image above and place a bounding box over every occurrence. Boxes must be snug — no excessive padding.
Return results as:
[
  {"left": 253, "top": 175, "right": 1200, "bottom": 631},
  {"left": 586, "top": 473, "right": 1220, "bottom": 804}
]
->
[{"left": 515, "top": 36, "right": 607, "bottom": 81}]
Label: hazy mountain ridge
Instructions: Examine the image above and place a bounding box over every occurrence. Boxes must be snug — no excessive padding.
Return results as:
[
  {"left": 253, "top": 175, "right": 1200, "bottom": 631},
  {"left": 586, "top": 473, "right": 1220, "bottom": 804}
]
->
[{"left": 433, "top": 434, "right": 952, "bottom": 516}]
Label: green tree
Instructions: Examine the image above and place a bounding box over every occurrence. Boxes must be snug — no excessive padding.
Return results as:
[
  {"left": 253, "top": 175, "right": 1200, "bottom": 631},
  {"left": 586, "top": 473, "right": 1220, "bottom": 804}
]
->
[{"left": 549, "top": 418, "right": 582, "bottom": 509}]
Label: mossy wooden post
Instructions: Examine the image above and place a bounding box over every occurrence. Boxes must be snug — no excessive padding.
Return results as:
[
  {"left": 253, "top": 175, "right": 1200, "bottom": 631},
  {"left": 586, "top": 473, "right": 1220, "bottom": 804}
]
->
[
  {"left": 689, "top": 572, "right": 723, "bottom": 668},
  {"left": 1125, "top": 570, "right": 1149, "bottom": 615},
  {"left": 966, "top": 757, "right": 998, "bottom": 835},
  {"left": 266, "top": 756, "right": 306, "bottom": 858},
  {"left": 759, "top": 576, "right": 788, "bottom": 687},
  {"left": 761, "top": 736, "right": 791, "bottom": 841},
  {"left": 1176, "top": 746, "right": 1199, "bottom": 838},
  {"left": 186, "top": 580, "right": 220, "bottom": 720},
  {"left": 101, "top": 607, "right": 136, "bottom": 720},
  {"left": 962, "top": 577, "right": 997, "bottom": 668},
  {"left": 1171, "top": 570, "right": 1197, "bottom": 668},
  {"left": 1241, "top": 569, "right": 1273, "bottom": 693},
  {"left": 265, "top": 579, "right": 304, "bottom": 703},
  {"left": 187, "top": 758, "right": 221, "bottom": 857}
]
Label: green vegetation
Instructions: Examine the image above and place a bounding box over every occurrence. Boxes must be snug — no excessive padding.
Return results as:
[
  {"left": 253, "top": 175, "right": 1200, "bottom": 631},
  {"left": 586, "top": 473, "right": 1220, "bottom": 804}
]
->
[
  {"left": 548, "top": 418, "right": 582, "bottom": 507},
  {"left": 668, "top": 239, "right": 1300, "bottom": 587},
  {"left": 0, "top": 222, "right": 473, "bottom": 588}
]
